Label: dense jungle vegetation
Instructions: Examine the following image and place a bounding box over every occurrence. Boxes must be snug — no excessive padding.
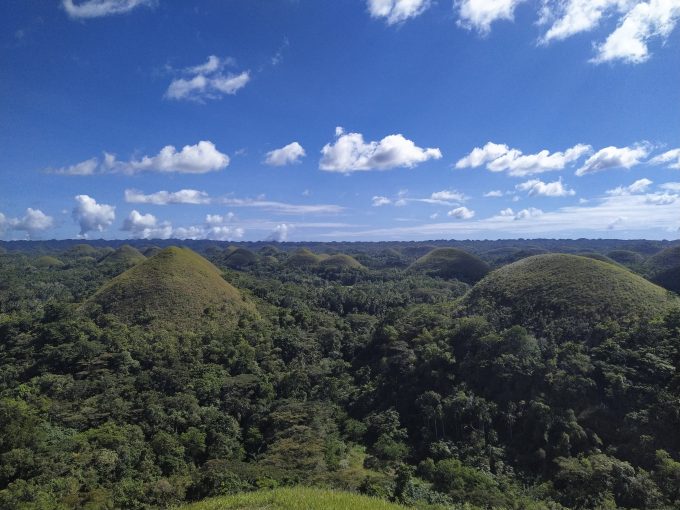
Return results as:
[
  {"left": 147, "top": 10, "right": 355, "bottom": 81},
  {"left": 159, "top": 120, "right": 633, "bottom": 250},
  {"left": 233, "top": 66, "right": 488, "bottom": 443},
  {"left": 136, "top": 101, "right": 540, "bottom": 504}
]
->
[{"left": 0, "top": 239, "right": 679, "bottom": 509}]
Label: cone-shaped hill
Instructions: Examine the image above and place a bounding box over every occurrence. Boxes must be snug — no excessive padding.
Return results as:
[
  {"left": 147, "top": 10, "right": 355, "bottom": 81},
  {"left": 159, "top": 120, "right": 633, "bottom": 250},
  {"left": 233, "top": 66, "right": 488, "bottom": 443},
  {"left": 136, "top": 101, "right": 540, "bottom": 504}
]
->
[
  {"left": 646, "top": 246, "right": 680, "bottom": 274},
  {"left": 410, "top": 248, "right": 490, "bottom": 284},
  {"left": 286, "top": 248, "right": 322, "bottom": 268},
  {"left": 463, "top": 254, "right": 677, "bottom": 336},
  {"left": 644, "top": 246, "right": 680, "bottom": 293},
  {"left": 84, "top": 247, "right": 254, "bottom": 328},
  {"left": 317, "top": 254, "right": 365, "bottom": 270},
  {"left": 34, "top": 255, "right": 65, "bottom": 268},
  {"left": 607, "top": 249, "right": 645, "bottom": 266},
  {"left": 98, "top": 245, "right": 146, "bottom": 267},
  {"left": 224, "top": 247, "right": 258, "bottom": 269}
]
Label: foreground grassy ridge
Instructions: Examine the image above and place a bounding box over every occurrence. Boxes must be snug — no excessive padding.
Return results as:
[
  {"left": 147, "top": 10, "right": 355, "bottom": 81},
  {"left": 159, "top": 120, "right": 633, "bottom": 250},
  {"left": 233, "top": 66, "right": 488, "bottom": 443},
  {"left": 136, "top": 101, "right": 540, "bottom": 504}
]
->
[
  {"left": 464, "top": 253, "right": 677, "bottom": 334},
  {"left": 84, "top": 246, "right": 253, "bottom": 326},
  {"left": 180, "top": 487, "right": 415, "bottom": 510},
  {"left": 410, "top": 248, "right": 489, "bottom": 283}
]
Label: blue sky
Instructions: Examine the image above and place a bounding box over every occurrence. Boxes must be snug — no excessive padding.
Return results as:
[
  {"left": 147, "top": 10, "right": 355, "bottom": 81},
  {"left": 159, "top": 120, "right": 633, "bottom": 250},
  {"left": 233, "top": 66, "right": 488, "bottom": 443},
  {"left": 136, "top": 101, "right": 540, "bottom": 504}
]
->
[{"left": 1, "top": 0, "right": 679, "bottom": 241}]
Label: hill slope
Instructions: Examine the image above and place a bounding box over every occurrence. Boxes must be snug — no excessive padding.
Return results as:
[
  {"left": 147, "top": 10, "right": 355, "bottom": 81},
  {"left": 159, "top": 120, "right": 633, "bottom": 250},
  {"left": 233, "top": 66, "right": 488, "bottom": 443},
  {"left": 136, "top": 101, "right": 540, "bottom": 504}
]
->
[
  {"left": 318, "top": 253, "right": 365, "bottom": 270},
  {"left": 410, "top": 248, "right": 489, "bottom": 283},
  {"left": 463, "top": 254, "right": 676, "bottom": 336},
  {"left": 84, "top": 246, "right": 252, "bottom": 327},
  {"left": 180, "top": 487, "right": 416, "bottom": 510},
  {"left": 98, "top": 244, "right": 146, "bottom": 267}
]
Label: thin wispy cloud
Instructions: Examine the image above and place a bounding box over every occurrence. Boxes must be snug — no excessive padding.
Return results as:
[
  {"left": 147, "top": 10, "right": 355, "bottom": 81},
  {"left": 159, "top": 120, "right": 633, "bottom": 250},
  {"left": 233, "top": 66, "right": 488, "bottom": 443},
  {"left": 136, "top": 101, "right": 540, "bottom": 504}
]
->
[
  {"left": 62, "top": 0, "right": 154, "bottom": 19},
  {"left": 165, "top": 55, "right": 250, "bottom": 102}
]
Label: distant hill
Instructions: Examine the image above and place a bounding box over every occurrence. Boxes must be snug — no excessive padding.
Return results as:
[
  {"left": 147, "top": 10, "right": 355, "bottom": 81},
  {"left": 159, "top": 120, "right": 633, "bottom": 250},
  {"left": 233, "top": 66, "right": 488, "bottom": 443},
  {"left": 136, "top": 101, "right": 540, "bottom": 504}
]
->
[
  {"left": 180, "top": 487, "right": 412, "bottom": 510},
  {"left": 463, "top": 254, "right": 677, "bottom": 336},
  {"left": 84, "top": 247, "right": 253, "bottom": 328},
  {"left": 286, "top": 248, "right": 322, "bottom": 268},
  {"left": 607, "top": 249, "right": 645, "bottom": 266},
  {"left": 224, "top": 247, "right": 258, "bottom": 269},
  {"left": 646, "top": 246, "right": 680, "bottom": 274},
  {"left": 318, "top": 253, "right": 365, "bottom": 270},
  {"left": 410, "top": 248, "right": 490, "bottom": 284},
  {"left": 65, "top": 244, "right": 99, "bottom": 257},
  {"left": 98, "top": 244, "right": 146, "bottom": 267},
  {"left": 33, "top": 255, "right": 64, "bottom": 268},
  {"left": 652, "top": 266, "right": 680, "bottom": 294}
]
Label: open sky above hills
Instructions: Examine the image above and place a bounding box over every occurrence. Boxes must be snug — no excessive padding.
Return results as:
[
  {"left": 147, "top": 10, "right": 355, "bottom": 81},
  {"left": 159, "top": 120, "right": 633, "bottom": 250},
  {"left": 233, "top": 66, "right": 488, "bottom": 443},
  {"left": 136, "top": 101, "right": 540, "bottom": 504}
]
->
[{"left": 1, "top": 0, "right": 680, "bottom": 241}]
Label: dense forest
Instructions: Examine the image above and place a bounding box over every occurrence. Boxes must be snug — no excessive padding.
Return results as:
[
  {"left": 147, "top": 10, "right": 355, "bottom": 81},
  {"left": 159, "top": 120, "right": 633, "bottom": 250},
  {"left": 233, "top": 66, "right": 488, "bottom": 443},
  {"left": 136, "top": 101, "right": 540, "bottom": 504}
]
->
[{"left": 1, "top": 239, "right": 679, "bottom": 509}]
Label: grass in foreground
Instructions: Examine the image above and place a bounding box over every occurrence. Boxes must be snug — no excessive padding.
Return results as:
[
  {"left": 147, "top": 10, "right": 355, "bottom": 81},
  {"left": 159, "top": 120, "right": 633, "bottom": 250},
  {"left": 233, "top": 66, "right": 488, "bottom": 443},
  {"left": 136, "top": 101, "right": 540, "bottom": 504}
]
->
[{"left": 179, "top": 487, "right": 413, "bottom": 510}]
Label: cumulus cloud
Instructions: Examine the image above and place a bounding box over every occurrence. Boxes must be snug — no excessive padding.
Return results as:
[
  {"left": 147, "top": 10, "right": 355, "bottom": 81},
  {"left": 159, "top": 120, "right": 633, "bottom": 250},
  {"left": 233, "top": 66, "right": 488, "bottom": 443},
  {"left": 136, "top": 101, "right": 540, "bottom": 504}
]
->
[
  {"left": 372, "top": 196, "right": 392, "bottom": 207},
  {"left": 267, "top": 223, "right": 292, "bottom": 242},
  {"left": 516, "top": 178, "right": 576, "bottom": 197},
  {"left": 592, "top": 1, "right": 680, "bottom": 64},
  {"left": 606, "top": 177, "right": 654, "bottom": 195},
  {"left": 660, "top": 181, "right": 680, "bottom": 191},
  {"left": 62, "top": 0, "right": 154, "bottom": 19},
  {"left": 165, "top": 55, "right": 250, "bottom": 101},
  {"left": 51, "top": 141, "right": 229, "bottom": 175},
  {"left": 264, "top": 142, "right": 306, "bottom": 166},
  {"left": 447, "top": 206, "right": 475, "bottom": 219},
  {"left": 457, "top": 0, "right": 527, "bottom": 34},
  {"left": 575, "top": 144, "right": 649, "bottom": 176},
  {"left": 72, "top": 195, "right": 115, "bottom": 237},
  {"left": 125, "top": 189, "right": 211, "bottom": 205},
  {"left": 540, "top": 0, "right": 630, "bottom": 42},
  {"left": 121, "top": 210, "right": 173, "bottom": 239},
  {"left": 484, "top": 190, "right": 504, "bottom": 197},
  {"left": 367, "top": 0, "right": 431, "bottom": 24},
  {"left": 320, "top": 127, "right": 442, "bottom": 173},
  {"left": 0, "top": 208, "right": 54, "bottom": 238},
  {"left": 456, "top": 141, "right": 591, "bottom": 177},
  {"left": 650, "top": 148, "right": 680, "bottom": 169}
]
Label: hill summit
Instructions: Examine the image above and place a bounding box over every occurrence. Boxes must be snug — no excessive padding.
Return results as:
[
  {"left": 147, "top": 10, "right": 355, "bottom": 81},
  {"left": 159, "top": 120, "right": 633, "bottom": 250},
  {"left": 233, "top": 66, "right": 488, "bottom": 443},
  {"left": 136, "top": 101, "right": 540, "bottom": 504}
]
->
[
  {"left": 410, "top": 247, "right": 489, "bottom": 283},
  {"left": 84, "top": 247, "right": 253, "bottom": 328},
  {"left": 463, "top": 254, "right": 676, "bottom": 336}
]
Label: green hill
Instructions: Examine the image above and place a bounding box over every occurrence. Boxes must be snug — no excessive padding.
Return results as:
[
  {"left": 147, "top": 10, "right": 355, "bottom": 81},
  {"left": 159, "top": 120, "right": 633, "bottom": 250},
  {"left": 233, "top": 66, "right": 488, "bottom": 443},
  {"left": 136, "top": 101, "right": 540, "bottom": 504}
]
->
[
  {"left": 318, "top": 253, "right": 365, "bottom": 270},
  {"left": 607, "top": 249, "right": 645, "bottom": 266},
  {"left": 286, "top": 248, "right": 322, "bottom": 268},
  {"left": 646, "top": 246, "right": 680, "bottom": 273},
  {"left": 224, "top": 247, "right": 258, "bottom": 269},
  {"left": 180, "top": 487, "right": 415, "bottom": 510},
  {"left": 98, "top": 244, "right": 146, "bottom": 267},
  {"left": 652, "top": 266, "right": 680, "bottom": 294},
  {"left": 142, "top": 246, "right": 163, "bottom": 258},
  {"left": 410, "top": 248, "right": 490, "bottom": 284},
  {"left": 84, "top": 247, "right": 253, "bottom": 328},
  {"left": 577, "top": 252, "right": 619, "bottom": 265},
  {"left": 65, "top": 243, "right": 98, "bottom": 257},
  {"left": 463, "top": 254, "right": 676, "bottom": 336},
  {"left": 33, "top": 255, "right": 64, "bottom": 268}
]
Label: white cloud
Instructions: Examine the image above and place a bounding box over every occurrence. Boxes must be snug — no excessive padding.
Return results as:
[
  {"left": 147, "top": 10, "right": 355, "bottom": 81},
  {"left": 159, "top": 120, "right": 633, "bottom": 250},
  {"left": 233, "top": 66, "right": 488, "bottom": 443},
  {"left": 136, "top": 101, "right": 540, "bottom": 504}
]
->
[
  {"left": 660, "top": 181, "right": 680, "bottom": 191},
  {"left": 575, "top": 144, "right": 649, "bottom": 175},
  {"left": 650, "top": 148, "right": 680, "bottom": 169},
  {"left": 447, "top": 206, "right": 475, "bottom": 219},
  {"left": 219, "top": 198, "right": 345, "bottom": 215},
  {"left": 456, "top": 141, "right": 591, "bottom": 176},
  {"left": 320, "top": 127, "right": 442, "bottom": 173},
  {"left": 0, "top": 208, "right": 54, "bottom": 238},
  {"left": 372, "top": 196, "right": 392, "bottom": 207},
  {"left": 606, "top": 177, "right": 653, "bottom": 195},
  {"left": 514, "top": 207, "right": 544, "bottom": 219},
  {"left": 62, "top": 0, "right": 153, "bottom": 19},
  {"left": 52, "top": 141, "right": 230, "bottom": 175},
  {"left": 165, "top": 55, "right": 250, "bottom": 101},
  {"left": 367, "top": 0, "right": 431, "bottom": 24},
  {"left": 516, "top": 178, "right": 576, "bottom": 196},
  {"left": 592, "top": 0, "right": 680, "bottom": 64},
  {"left": 205, "top": 213, "right": 235, "bottom": 226},
  {"left": 457, "top": 0, "right": 527, "bottom": 34},
  {"left": 121, "top": 210, "right": 173, "bottom": 239},
  {"left": 264, "top": 142, "right": 306, "bottom": 166},
  {"left": 484, "top": 190, "right": 504, "bottom": 197},
  {"left": 267, "top": 223, "right": 292, "bottom": 241},
  {"left": 540, "top": 0, "right": 630, "bottom": 42},
  {"left": 72, "top": 195, "right": 115, "bottom": 237},
  {"left": 429, "top": 190, "right": 468, "bottom": 203},
  {"left": 125, "top": 189, "right": 211, "bottom": 205}
]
